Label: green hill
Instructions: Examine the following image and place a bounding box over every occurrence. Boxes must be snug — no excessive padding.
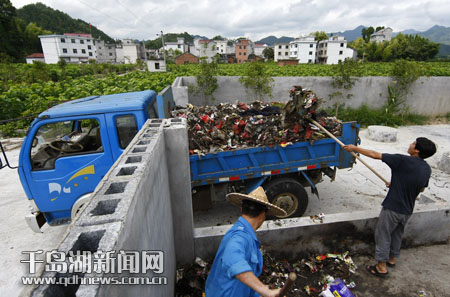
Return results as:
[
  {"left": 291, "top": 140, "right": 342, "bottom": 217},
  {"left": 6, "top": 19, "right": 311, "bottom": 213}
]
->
[
  {"left": 255, "top": 36, "right": 294, "bottom": 46},
  {"left": 420, "top": 25, "right": 450, "bottom": 46},
  {"left": 17, "top": 2, "right": 114, "bottom": 42}
]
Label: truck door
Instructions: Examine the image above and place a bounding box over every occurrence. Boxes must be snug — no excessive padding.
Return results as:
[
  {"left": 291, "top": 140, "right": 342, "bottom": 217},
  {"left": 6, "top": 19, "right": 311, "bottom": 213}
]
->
[{"left": 22, "top": 115, "right": 114, "bottom": 224}]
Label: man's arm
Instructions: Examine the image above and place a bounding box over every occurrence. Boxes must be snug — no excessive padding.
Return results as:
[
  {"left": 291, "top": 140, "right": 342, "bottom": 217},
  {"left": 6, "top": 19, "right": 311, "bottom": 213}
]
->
[
  {"left": 343, "top": 144, "right": 382, "bottom": 160},
  {"left": 235, "top": 271, "right": 281, "bottom": 297}
]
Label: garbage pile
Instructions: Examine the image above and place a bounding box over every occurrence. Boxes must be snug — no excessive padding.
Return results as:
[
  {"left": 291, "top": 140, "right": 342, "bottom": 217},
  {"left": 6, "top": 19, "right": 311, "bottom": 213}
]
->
[
  {"left": 261, "top": 251, "right": 358, "bottom": 297},
  {"left": 176, "top": 257, "right": 210, "bottom": 297},
  {"left": 171, "top": 86, "right": 343, "bottom": 155},
  {"left": 175, "top": 251, "right": 358, "bottom": 297}
]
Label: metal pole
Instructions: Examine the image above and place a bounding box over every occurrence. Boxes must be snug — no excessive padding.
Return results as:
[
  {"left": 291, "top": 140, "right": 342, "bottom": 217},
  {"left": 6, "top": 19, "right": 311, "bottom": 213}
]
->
[{"left": 160, "top": 30, "right": 166, "bottom": 66}]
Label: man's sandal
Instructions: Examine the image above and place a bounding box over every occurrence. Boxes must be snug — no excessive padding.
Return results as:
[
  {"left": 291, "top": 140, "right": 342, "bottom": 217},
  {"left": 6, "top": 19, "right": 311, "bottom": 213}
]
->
[
  {"left": 367, "top": 265, "right": 389, "bottom": 278},
  {"left": 386, "top": 262, "right": 396, "bottom": 268}
]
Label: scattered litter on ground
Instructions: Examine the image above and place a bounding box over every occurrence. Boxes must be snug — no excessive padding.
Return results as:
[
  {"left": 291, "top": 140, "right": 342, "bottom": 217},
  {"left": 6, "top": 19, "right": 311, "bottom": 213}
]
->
[
  {"left": 418, "top": 290, "right": 427, "bottom": 297},
  {"left": 175, "top": 250, "right": 358, "bottom": 297},
  {"left": 310, "top": 213, "right": 325, "bottom": 224},
  {"left": 171, "top": 86, "right": 343, "bottom": 154}
]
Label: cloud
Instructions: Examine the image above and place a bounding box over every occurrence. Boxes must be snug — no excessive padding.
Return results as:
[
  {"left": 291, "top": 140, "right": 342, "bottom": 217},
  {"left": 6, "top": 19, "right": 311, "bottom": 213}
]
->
[{"left": 10, "top": 0, "right": 450, "bottom": 41}]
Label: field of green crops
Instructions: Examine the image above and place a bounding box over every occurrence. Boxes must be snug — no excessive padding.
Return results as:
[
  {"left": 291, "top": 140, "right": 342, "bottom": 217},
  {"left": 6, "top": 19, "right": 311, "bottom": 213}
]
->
[{"left": 0, "top": 61, "right": 449, "bottom": 135}]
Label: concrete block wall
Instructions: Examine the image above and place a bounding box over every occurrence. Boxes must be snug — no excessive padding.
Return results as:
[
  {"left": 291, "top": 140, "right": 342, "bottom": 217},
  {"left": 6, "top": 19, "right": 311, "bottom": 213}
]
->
[
  {"left": 172, "top": 76, "right": 450, "bottom": 116},
  {"left": 22, "top": 118, "right": 193, "bottom": 297}
]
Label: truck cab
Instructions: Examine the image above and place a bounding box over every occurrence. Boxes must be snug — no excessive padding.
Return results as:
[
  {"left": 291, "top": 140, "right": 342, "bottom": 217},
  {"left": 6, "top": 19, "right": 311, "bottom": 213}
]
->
[{"left": 18, "top": 88, "right": 174, "bottom": 232}]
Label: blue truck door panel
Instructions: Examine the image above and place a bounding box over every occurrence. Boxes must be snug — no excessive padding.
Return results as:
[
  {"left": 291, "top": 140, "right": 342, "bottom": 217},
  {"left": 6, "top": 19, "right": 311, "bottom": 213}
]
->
[
  {"left": 104, "top": 111, "right": 147, "bottom": 160},
  {"left": 22, "top": 115, "right": 114, "bottom": 215}
]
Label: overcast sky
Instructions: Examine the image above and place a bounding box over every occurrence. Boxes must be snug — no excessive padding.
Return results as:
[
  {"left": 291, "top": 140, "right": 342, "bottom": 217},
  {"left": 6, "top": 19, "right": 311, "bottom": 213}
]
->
[{"left": 10, "top": 0, "right": 450, "bottom": 41}]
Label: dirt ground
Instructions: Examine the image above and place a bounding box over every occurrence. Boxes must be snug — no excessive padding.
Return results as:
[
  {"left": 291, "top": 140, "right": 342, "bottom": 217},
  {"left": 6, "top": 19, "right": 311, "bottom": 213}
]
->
[{"left": 351, "top": 243, "right": 450, "bottom": 297}]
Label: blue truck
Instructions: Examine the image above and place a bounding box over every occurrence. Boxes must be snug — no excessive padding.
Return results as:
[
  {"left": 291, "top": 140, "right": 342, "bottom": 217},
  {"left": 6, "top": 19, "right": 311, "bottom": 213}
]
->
[
  {"left": 15, "top": 88, "right": 359, "bottom": 232},
  {"left": 18, "top": 87, "right": 175, "bottom": 232},
  {"left": 189, "top": 121, "right": 359, "bottom": 218}
]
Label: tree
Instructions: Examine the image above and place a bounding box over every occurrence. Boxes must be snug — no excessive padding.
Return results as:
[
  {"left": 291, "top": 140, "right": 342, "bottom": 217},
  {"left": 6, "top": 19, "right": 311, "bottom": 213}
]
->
[
  {"left": 262, "top": 47, "right": 274, "bottom": 60},
  {"left": 0, "top": 0, "right": 15, "bottom": 20},
  {"left": 190, "top": 57, "right": 218, "bottom": 104},
  {"left": 329, "top": 59, "right": 361, "bottom": 116},
  {"left": 348, "top": 37, "right": 367, "bottom": 59},
  {"left": 311, "top": 31, "right": 328, "bottom": 42},
  {"left": 361, "top": 26, "right": 374, "bottom": 42},
  {"left": 212, "top": 35, "right": 225, "bottom": 41},
  {"left": 239, "top": 62, "right": 274, "bottom": 101},
  {"left": 0, "top": 0, "right": 20, "bottom": 59}
]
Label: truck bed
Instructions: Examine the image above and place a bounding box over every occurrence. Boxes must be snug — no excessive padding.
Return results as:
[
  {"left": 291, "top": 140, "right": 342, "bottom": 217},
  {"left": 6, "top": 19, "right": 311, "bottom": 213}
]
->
[{"left": 190, "top": 122, "right": 359, "bottom": 187}]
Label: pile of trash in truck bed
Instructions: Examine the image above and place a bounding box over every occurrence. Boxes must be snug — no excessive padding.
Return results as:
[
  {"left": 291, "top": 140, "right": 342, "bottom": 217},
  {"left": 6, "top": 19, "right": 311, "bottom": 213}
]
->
[
  {"left": 171, "top": 86, "right": 343, "bottom": 155},
  {"left": 175, "top": 250, "right": 359, "bottom": 297}
]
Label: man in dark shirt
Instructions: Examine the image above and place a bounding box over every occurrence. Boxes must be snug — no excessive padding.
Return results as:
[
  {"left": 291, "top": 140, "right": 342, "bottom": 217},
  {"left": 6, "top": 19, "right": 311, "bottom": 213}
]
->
[{"left": 344, "top": 137, "right": 436, "bottom": 277}]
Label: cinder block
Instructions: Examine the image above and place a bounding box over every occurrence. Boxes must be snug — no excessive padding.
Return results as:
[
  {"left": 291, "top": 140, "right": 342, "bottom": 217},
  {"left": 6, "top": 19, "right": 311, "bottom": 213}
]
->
[
  {"left": 29, "top": 222, "right": 122, "bottom": 297},
  {"left": 76, "top": 178, "right": 139, "bottom": 227}
]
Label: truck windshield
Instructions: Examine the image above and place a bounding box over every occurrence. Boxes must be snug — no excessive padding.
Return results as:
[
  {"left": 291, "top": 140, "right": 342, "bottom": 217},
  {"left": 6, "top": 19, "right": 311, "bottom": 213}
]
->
[{"left": 30, "top": 119, "right": 102, "bottom": 170}]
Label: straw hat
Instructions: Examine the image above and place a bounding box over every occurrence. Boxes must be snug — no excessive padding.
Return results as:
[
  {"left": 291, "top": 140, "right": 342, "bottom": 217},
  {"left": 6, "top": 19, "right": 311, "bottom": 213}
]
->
[{"left": 226, "top": 186, "right": 287, "bottom": 217}]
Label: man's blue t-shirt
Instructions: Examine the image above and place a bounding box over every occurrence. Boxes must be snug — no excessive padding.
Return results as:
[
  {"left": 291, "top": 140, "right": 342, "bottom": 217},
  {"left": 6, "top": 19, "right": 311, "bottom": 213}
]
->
[
  {"left": 205, "top": 216, "right": 263, "bottom": 297},
  {"left": 382, "top": 153, "right": 431, "bottom": 215}
]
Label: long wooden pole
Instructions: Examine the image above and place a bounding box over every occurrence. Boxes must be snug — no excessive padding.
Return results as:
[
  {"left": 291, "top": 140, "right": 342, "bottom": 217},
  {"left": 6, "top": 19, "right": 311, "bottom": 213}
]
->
[
  {"left": 278, "top": 272, "right": 296, "bottom": 297},
  {"left": 309, "top": 119, "right": 389, "bottom": 186}
]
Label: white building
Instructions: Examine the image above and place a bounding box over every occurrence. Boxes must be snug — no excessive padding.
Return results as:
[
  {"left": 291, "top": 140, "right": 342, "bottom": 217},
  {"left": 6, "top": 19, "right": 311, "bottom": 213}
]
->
[
  {"left": 274, "top": 43, "right": 290, "bottom": 62},
  {"left": 215, "top": 40, "right": 230, "bottom": 54},
  {"left": 95, "top": 40, "right": 116, "bottom": 63},
  {"left": 163, "top": 37, "right": 189, "bottom": 53},
  {"left": 116, "top": 39, "right": 144, "bottom": 64},
  {"left": 39, "top": 33, "right": 96, "bottom": 64},
  {"left": 317, "top": 36, "right": 356, "bottom": 64},
  {"left": 370, "top": 27, "right": 393, "bottom": 43},
  {"left": 289, "top": 36, "right": 316, "bottom": 64},
  {"left": 147, "top": 59, "right": 166, "bottom": 72},
  {"left": 254, "top": 43, "right": 267, "bottom": 57},
  {"left": 25, "top": 53, "right": 45, "bottom": 64},
  {"left": 195, "top": 40, "right": 217, "bottom": 62}
]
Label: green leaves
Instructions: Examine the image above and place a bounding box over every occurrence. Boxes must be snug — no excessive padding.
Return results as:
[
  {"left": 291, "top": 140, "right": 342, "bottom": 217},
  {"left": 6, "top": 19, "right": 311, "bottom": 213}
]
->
[
  {"left": 0, "top": 61, "right": 449, "bottom": 136},
  {"left": 238, "top": 62, "right": 274, "bottom": 100}
]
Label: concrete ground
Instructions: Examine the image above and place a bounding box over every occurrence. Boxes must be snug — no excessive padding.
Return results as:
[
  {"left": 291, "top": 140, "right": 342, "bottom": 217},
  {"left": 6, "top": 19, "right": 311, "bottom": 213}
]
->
[
  {"left": 351, "top": 244, "right": 450, "bottom": 297},
  {"left": 0, "top": 125, "right": 449, "bottom": 296},
  {"left": 0, "top": 146, "right": 68, "bottom": 296}
]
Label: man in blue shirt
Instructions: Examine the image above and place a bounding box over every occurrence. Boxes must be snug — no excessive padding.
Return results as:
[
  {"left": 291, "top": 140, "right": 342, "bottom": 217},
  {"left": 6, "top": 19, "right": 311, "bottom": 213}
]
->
[
  {"left": 344, "top": 137, "right": 436, "bottom": 278},
  {"left": 205, "top": 186, "right": 287, "bottom": 297}
]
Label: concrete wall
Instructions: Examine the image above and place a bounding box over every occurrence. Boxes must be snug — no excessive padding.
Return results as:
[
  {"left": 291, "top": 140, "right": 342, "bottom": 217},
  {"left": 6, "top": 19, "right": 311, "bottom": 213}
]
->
[
  {"left": 172, "top": 76, "right": 450, "bottom": 116},
  {"left": 22, "top": 118, "right": 193, "bottom": 297},
  {"left": 194, "top": 204, "right": 450, "bottom": 260}
]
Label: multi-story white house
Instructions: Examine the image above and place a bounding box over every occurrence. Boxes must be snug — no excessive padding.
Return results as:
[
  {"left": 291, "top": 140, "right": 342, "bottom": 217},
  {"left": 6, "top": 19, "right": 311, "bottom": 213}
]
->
[
  {"left": 116, "top": 39, "right": 144, "bottom": 64},
  {"left": 370, "top": 27, "right": 393, "bottom": 43},
  {"left": 289, "top": 36, "right": 316, "bottom": 64},
  {"left": 164, "top": 37, "right": 189, "bottom": 53},
  {"left": 95, "top": 40, "right": 116, "bottom": 63},
  {"left": 274, "top": 43, "right": 290, "bottom": 62},
  {"left": 215, "top": 40, "right": 228, "bottom": 54},
  {"left": 317, "top": 36, "right": 356, "bottom": 64},
  {"left": 39, "top": 33, "right": 96, "bottom": 64},
  {"left": 192, "top": 39, "right": 218, "bottom": 62}
]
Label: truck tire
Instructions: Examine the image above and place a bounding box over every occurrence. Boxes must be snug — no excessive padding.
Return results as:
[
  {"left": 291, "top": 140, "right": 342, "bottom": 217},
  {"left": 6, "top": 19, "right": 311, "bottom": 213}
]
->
[{"left": 264, "top": 178, "right": 308, "bottom": 218}]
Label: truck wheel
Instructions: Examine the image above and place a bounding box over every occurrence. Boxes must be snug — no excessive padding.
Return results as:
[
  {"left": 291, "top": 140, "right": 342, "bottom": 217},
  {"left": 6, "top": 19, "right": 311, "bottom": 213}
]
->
[{"left": 264, "top": 178, "right": 308, "bottom": 218}]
